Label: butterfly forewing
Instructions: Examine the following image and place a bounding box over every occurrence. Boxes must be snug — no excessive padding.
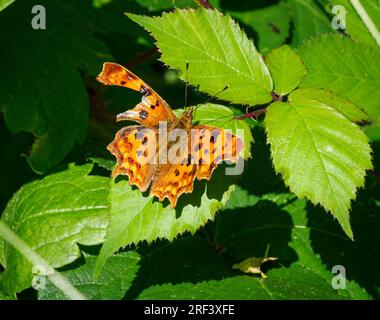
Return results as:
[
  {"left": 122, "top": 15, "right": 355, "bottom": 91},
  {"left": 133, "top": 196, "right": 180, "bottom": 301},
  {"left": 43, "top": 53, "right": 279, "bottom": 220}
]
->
[{"left": 97, "top": 62, "right": 177, "bottom": 127}]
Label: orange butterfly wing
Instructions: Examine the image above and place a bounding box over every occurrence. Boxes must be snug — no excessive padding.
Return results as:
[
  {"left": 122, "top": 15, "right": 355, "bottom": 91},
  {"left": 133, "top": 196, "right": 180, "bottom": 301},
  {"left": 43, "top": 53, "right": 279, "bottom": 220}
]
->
[
  {"left": 107, "top": 125, "right": 157, "bottom": 192},
  {"left": 97, "top": 62, "right": 177, "bottom": 127},
  {"left": 98, "top": 62, "right": 245, "bottom": 208},
  {"left": 149, "top": 125, "right": 244, "bottom": 208},
  {"left": 191, "top": 125, "right": 244, "bottom": 181},
  {"left": 150, "top": 162, "right": 197, "bottom": 208},
  {"left": 149, "top": 134, "right": 197, "bottom": 208}
]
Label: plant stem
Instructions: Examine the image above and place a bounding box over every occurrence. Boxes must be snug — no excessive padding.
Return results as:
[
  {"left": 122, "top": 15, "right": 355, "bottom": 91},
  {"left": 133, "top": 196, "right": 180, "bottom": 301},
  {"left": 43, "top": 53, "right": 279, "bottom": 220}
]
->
[
  {"left": 349, "top": 0, "right": 380, "bottom": 47},
  {"left": 196, "top": 0, "right": 213, "bottom": 9},
  {"left": 235, "top": 108, "right": 267, "bottom": 121},
  {"left": 0, "top": 221, "right": 87, "bottom": 300},
  {"left": 126, "top": 47, "right": 158, "bottom": 69}
]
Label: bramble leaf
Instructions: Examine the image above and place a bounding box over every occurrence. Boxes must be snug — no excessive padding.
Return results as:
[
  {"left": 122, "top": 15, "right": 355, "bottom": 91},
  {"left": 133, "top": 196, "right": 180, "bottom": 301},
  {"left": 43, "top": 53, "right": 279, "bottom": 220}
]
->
[
  {"left": 291, "top": 88, "right": 370, "bottom": 123},
  {"left": 266, "top": 45, "right": 307, "bottom": 95},
  {"left": 127, "top": 8, "right": 273, "bottom": 106},
  {"left": 298, "top": 34, "right": 380, "bottom": 124},
  {"left": 0, "top": 164, "right": 110, "bottom": 295},
  {"left": 0, "top": 0, "right": 14, "bottom": 11},
  {"left": 265, "top": 89, "right": 373, "bottom": 238}
]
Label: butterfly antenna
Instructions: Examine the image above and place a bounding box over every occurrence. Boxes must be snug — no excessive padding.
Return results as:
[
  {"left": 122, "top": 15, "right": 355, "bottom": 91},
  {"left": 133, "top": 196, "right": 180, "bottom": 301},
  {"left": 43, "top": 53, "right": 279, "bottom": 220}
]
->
[
  {"left": 204, "top": 85, "right": 229, "bottom": 105},
  {"left": 184, "top": 62, "right": 189, "bottom": 110}
]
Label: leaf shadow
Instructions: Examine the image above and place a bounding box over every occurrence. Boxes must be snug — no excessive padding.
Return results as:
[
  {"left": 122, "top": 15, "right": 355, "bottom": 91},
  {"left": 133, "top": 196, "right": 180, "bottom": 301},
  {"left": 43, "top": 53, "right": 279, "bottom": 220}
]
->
[
  {"left": 123, "top": 199, "right": 298, "bottom": 299},
  {"left": 174, "top": 164, "right": 239, "bottom": 217},
  {"left": 307, "top": 193, "right": 380, "bottom": 299},
  {"left": 306, "top": 141, "right": 380, "bottom": 299},
  {"left": 239, "top": 126, "right": 287, "bottom": 196},
  {"left": 214, "top": 199, "right": 298, "bottom": 267}
]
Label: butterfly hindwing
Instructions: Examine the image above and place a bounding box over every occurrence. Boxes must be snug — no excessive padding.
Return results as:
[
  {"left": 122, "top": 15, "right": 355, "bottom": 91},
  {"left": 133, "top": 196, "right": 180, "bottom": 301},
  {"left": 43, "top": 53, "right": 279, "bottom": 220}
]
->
[{"left": 150, "top": 157, "right": 197, "bottom": 208}]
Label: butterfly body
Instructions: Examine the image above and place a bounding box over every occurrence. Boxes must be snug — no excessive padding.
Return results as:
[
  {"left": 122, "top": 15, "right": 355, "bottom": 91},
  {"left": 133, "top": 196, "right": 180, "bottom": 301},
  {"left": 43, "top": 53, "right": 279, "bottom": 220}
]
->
[{"left": 97, "top": 62, "right": 243, "bottom": 208}]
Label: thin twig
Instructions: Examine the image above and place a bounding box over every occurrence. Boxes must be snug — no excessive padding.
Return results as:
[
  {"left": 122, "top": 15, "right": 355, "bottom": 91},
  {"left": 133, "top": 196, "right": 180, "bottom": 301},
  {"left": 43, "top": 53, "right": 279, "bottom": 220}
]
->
[
  {"left": 235, "top": 108, "right": 267, "bottom": 121},
  {"left": 126, "top": 47, "right": 158, "bottom": 69},
  {"left": 372, "top": 169, "right": 380, "bottom": 181},
  {"left": 196, "top": 0, "right": 213, "bottom": 9},
  {"left": 349, "top": 0, "right": 380, "bottom": 47}
]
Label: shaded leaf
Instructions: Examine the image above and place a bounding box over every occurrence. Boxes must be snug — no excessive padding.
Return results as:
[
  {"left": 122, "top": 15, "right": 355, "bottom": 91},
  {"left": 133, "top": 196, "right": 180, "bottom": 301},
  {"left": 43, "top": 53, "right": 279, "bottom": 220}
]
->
[
  {"left": 291, "top": 0, "right": 333, "bottom": 45},
  {"left": 136, "top": 0, "right": 196, "bottom": 11},
  {"left": 229, "top": 1, "right": 291, "bottom": 54},
  {"left": 0, "top": 126, "right": 36, "bottom": 213},
  {"left": 0, "top": 0, "right": 112, "bottom": 173},
  {"left": 137, "top": 267, "right": 344, "bottom": 300},
  {"left": 0, "top": 288, "right": 15, "bottom": 300},
  {"left": 38, "top": 251, "right": 139, "bottom": 300},
  {"left": 213, "top": 189, "right": 373, "bottom": 299}
]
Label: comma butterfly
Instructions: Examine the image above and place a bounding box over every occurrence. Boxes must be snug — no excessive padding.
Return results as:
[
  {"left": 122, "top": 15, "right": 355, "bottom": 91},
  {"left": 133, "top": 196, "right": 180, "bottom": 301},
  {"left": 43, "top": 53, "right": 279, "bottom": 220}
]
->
[{"left": 97, "top": 62, "right": 244, "bottom": 208}]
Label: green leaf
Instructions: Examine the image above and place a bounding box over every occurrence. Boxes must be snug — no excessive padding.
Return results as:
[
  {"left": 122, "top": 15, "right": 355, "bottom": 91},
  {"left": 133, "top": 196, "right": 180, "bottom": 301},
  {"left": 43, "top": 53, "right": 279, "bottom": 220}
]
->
[
  {"left": 229, "top": 1, "right": 291, "bottom": 54},
  {"left": 191, "top": 103, "right": 254, "bottom": 158},
  {"left": 364, "top": 124, "right": 380, "bottom": 142},
  {"left": 327, "top": 0, "right": 380, "bottom": 47},
  {"left": 291, "top": 88, "right": 370, "bottom": 123},
  {"left": 88, "top": 157, "right": 115, "bottom": 172},
  {"left": 38, "top": 251, "right": 139, "bottom": 300},
  {"left": 266, "top": 45, "right": 307, "bottom": 95},
  {"left": 298, "top": 34, "right": 380, "bottom": 124},
  {"left": 0, "top": 164, "right": 110, "bottom": 295},
  {"left": 291, "top": 0, "right": 333, "bottom": 45},
  {"left": 0, "top": 0, "right": 14, "bottom": 11},
  {"left": 265, "top": 89, "right": 373, "bottom": 238},
  {"left": 0, "top": 0, "right": 112, "bottom": 173},
  {"left": 127, "top": 8, "right": 273, "bottom": 106},
  {"left": 0, "top": 288, "right": 15, "bottom": 300}
]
